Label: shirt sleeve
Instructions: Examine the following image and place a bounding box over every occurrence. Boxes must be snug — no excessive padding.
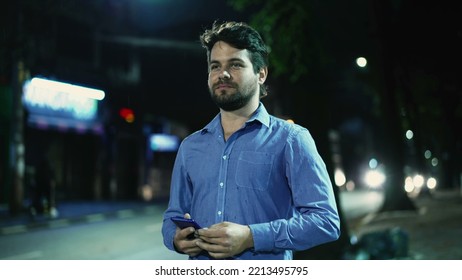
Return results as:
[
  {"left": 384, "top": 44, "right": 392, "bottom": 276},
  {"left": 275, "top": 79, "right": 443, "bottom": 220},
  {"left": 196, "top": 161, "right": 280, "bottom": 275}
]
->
[
  {"left": 249, "top": 127, "right": 340, "bottom": 252},
  {"left": 161, "top": 143, "right": 193, "bottom": 252}
]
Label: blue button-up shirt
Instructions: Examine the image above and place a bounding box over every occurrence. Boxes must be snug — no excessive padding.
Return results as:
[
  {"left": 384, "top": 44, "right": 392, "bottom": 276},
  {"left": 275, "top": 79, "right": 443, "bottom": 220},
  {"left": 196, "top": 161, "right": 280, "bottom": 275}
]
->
[{"left": 162, "top": 103, "right": 340, "bottom": 259}]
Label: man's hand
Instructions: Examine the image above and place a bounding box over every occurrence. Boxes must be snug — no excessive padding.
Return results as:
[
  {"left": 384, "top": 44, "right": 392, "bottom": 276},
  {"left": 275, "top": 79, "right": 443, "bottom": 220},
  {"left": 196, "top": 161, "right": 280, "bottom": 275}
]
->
[
  {"left": 173, "top": 213, "right": 202, "bottom": 257},
  {"left": 196, "top": 222, "right": 254, "bottom": 259}
]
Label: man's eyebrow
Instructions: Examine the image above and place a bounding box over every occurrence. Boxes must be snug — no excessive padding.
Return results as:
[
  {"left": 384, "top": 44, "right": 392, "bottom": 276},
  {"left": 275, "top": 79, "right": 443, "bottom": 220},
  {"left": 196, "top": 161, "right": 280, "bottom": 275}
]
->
[{"left": 209, "top": 58, "right": 246, "bottom": 64}]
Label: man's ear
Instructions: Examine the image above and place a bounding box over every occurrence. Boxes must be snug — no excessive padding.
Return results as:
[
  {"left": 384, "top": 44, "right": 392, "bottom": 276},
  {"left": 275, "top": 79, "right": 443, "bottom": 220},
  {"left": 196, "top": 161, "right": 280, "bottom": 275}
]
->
[{"left": 258, "top": 67, "right": 268, "bottom": 85}]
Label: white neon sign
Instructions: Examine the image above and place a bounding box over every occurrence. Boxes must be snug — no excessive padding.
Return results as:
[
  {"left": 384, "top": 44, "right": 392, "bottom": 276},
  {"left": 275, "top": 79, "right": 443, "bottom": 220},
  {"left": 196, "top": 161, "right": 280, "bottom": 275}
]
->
[
  {"left": 23, "top": 77, "right": 105, "bottom": 121},
  {"left": 29, "top": 77, "right": 105, "bottom": 100}
]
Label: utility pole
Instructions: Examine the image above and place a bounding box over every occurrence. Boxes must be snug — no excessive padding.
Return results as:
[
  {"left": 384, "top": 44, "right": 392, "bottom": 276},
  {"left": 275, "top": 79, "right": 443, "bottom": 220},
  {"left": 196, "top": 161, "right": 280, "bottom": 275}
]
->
[
  {"left": 8, "top": 0, "right": 28, "bottom": 215},
  {"left": 9, "top": 60, "right": 27, "bottom": 215}
]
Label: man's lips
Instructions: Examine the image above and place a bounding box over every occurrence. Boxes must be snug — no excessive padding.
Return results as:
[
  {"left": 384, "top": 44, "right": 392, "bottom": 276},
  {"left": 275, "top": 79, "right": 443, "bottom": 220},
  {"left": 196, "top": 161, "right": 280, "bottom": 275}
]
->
[{"left": 214, "top": 83, "right": 234, "bottom": 90}]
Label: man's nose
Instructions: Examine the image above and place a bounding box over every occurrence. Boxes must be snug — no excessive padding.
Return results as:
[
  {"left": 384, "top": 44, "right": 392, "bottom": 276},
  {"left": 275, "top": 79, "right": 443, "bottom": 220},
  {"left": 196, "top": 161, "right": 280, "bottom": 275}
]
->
[{"left": 219, "top": 70, "right": 231, "bottom": 80}]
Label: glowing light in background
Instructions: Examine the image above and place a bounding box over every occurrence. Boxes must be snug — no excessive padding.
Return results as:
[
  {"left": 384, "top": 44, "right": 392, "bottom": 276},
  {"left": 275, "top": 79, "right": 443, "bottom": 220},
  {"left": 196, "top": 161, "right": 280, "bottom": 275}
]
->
[
  {"left": 412, "top": 174, "right": 425, "bottom": 188},
  {"left": 405, "top": 174, "right": 438, "bottom": 194},
  {"left": 405, "top": 130, "right": 414, "bottom": 140},
  {"left": 149, "top": 134, "right": 179, "bottom": 152},
  {"left": 119, "top": 108, "right": 135, "bottom": 123},
  {"left": 334, "top": 168, "right": 346, "bottom": 187},
  {"left": 364, "top": 169, "right": 386, "bottom": 188},
  {"left": 23, "top": 77, "right": 105, "bottom": 121},
  {"left": 29, "top": 77, "right": 105, "bottom": 100},
  {"left": 427, "top": 177, "right": 437, "bottom": 189},
  {"left": 356, "top": 57, "right": 367, "bottom": 67},
  {"left": 345, "top": 180, "right": 355, "bottom": 191},
  {"left": 368, "top": 158, "right": 378, "bottom": 169},
  {"left": 424, "top": 150, "right": 432, "bottom": 159},
  {"left": 404, "top": 176, "right": 414, "bottom": 193}
]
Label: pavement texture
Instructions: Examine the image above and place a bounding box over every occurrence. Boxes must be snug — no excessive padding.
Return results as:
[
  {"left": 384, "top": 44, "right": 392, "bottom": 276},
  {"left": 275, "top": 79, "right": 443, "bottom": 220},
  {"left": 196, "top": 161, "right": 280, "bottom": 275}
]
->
[{"left": 347, "top": 189, "right": 462, "bottom": 260}]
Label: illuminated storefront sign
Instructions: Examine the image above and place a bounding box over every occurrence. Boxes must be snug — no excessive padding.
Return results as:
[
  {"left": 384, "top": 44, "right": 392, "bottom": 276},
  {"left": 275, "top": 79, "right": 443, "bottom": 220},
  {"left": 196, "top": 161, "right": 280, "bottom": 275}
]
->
[
  {"left": 149, "top": 134, "right": 179, "bottom": 152},
  {"left": 22, "top": 77, "right": 105, "bottom": 133},
  {"left": 23, "top": 77, "right": 105, "bottom": 121}
]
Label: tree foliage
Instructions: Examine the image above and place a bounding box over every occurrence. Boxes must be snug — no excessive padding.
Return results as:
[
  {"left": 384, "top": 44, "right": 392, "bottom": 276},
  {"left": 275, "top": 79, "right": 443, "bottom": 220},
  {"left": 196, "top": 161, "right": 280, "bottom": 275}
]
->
[{"left": 227, "top": 0, "right": 330, "bottom": 83}]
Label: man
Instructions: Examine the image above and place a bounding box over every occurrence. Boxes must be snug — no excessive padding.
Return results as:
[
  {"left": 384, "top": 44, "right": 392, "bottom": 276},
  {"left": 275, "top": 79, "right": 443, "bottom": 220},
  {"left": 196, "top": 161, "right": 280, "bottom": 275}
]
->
[{"left": 162, "top": 21, "right": 340, "bottom": 260}]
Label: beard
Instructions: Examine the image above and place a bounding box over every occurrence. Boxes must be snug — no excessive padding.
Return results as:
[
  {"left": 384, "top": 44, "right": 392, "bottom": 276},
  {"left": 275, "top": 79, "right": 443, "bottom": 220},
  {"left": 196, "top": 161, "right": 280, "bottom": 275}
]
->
[{"left": 209, "top": 82, "right": 258, "bottom": 111}]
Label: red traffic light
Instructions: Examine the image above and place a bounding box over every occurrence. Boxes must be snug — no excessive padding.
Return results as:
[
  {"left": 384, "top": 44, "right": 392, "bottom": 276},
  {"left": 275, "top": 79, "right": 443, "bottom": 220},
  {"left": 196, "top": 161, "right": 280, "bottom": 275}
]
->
[{"left": 119, "top": 108, "right": 135, "bottom": 123}]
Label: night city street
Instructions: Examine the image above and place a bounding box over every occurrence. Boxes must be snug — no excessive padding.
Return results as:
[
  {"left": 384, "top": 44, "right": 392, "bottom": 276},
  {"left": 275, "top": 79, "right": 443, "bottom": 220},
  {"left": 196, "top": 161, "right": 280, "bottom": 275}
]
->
[{"left": 1, "top": 0, "right": 461, "bottom": 271}]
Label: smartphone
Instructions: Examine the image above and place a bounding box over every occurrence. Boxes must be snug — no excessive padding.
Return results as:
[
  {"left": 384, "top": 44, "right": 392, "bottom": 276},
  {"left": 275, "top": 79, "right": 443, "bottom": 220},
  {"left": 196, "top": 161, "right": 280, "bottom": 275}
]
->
[{"left": 171, "top": 216, "right": 202, "bottom": 230}]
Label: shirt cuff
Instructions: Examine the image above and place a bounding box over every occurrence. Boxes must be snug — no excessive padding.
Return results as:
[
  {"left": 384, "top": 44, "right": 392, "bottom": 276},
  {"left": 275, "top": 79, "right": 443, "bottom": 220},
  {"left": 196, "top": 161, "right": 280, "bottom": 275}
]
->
[
  {"left": 163, "top": 223, "right": 177, "bottom": 251},
  {"left": 249, "top": 223, "right": 274, "bottom": 252}
]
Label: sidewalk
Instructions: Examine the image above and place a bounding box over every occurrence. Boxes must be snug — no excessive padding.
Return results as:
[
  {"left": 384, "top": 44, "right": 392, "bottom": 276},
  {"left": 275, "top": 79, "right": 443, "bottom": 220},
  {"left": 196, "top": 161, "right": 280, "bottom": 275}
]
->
[
  {"left": 0, "top": 199, "right": 169, "bottom": 236},
  {"left": 348, "top": 189, "right": 462, "bottom": 259}
]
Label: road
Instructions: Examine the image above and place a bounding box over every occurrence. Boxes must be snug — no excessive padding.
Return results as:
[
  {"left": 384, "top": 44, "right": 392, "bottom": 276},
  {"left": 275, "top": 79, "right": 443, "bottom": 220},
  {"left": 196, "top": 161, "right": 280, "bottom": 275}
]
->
[
  {"left": 340, "top": 189, "right": 384, "bottom": 220},
  {"left": 0, "top": 214, "right": 187, "bottom": 260},
  {"left": 0, "top": 189, "right": 383, "bottom": 260}
]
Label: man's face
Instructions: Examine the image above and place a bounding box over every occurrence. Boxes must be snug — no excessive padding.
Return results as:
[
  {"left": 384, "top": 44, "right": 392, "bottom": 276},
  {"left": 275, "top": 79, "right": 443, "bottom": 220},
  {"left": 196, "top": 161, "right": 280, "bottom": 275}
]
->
[{"left": 207, "top": 41, "right": 261, "bottom": 111}]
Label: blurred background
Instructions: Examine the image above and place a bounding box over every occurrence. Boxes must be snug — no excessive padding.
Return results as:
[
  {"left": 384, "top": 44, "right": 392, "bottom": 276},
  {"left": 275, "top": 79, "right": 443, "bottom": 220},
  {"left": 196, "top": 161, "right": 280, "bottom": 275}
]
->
[{"left": 0, "top": 0, "right": 461, "bottom": 260}]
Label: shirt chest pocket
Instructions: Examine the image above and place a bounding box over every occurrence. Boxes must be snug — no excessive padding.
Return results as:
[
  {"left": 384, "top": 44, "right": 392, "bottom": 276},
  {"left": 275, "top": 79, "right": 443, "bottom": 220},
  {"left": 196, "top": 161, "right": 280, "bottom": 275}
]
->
[{"left": 235, "top": 151, "right": 274, "bottom": 191}]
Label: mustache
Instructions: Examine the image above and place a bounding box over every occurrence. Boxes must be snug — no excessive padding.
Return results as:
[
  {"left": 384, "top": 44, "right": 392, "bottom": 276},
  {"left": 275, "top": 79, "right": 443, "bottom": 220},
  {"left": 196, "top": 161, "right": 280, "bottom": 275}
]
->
[{"left": 212, "top": 81, "right": 236, "bottom": 90}]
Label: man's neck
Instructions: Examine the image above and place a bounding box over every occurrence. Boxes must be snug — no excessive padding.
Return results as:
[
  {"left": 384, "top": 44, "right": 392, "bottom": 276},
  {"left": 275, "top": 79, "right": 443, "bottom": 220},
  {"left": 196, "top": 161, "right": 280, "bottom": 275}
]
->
[{"left": 220, "top": 101, "right": 259, "bottom": 141}]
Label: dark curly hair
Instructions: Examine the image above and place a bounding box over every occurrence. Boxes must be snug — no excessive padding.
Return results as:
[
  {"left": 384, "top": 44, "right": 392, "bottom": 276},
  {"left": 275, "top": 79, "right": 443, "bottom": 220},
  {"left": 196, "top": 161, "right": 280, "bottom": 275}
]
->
[{"left": 200, "top": 21, "right": 269, "bottom": 97}]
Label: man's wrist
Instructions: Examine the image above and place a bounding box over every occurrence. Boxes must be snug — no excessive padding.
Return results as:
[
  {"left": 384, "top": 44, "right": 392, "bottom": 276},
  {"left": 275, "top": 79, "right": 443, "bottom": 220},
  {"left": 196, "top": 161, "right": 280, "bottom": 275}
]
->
[{"left": 245, "top": 225, "right": 255, "bottom": 249}]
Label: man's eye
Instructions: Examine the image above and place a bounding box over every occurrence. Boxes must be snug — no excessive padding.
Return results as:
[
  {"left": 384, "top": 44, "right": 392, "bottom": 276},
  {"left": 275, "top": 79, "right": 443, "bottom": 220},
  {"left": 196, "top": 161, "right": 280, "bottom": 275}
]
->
[
  {"left": 209, "top": 65, "right": 220, "bottom": 71},
  {"left": 231, "top": 63, "right": 242, "bottom": 69}
]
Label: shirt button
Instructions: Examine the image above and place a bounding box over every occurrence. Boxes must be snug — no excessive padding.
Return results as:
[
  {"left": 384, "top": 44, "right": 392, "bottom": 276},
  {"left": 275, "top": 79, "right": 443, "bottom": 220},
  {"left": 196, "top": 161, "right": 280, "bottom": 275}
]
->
[
  {"left": 219, "top": 182, "right": 224, "bottom": 188},
  {"left": 217, "top": 211, "right": 222, "bottom": 216},
  {"left": 222, "top": 155, "right": 227, "bottom": 160}
]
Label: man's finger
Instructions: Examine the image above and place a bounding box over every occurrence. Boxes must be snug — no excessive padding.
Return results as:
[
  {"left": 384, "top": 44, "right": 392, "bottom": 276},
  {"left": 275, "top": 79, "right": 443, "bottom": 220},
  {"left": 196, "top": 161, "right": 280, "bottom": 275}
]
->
[
  {"left": 177, "top": 227, "right": 195, "bottom": 239},
  {"left": 196, "top": 241, "right": 231, "bottom": 259},
  {"left": 196, "top": 240, "right": 225, "bottom": 253}
]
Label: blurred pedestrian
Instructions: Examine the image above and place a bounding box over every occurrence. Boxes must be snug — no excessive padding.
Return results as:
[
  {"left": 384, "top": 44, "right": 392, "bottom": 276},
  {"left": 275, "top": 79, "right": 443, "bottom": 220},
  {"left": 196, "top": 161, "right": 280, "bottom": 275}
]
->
[
  {"left": 30, "top": 155, "right": 58, "bottom": 218},
  {"left": 162, "top": 21, "right": 340, "bottom": 259}
]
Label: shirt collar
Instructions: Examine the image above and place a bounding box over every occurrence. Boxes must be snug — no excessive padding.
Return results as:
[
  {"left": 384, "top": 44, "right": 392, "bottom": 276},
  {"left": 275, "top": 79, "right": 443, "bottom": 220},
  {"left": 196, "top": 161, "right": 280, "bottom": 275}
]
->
[
  {"left": 247, "top": 102, "right": 270, "bottom": 128},
  {"left": 201, "top": 102, "right": 270, "bottom": 134}
]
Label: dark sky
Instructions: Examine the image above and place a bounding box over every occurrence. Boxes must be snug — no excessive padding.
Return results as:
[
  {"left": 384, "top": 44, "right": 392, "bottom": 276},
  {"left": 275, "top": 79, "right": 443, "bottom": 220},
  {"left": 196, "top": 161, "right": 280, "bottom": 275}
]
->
[{"left": 3, "top": 0, "right": 461, "bottom": 134}]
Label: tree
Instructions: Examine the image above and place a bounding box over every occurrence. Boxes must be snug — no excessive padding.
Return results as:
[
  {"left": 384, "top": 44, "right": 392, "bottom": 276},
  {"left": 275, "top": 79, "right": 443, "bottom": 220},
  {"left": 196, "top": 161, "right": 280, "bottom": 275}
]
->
[
  {"left": 369, "top": 0, "right": 416, "bottom": 211},
  {"left": 372, "top": 0, "right": 462, "bottom": 208}
]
